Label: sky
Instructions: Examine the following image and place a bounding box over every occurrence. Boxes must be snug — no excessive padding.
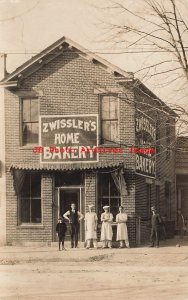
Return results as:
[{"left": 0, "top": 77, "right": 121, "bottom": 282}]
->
[{"left": 0, "top": 0, "right": 188, "bottom": 120}]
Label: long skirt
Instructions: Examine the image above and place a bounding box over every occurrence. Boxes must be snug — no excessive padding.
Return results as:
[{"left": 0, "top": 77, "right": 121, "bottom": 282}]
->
[{"left": 101, "top": 222, "right": 113, "bottom": 241}]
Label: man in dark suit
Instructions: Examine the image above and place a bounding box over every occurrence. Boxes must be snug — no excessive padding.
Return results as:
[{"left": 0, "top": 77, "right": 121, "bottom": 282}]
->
[
  {"left": 63, "top": 203, "right": 84, "bottom": 248},
  {"left": 150, "top": 206, "right": 162, "bottom": 248}
]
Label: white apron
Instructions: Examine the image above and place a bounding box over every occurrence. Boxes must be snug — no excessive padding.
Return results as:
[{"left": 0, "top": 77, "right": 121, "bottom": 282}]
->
[
  {"left": 116, "top": 213, "right": 128, "bottom": 241},
  {"left": 85, "top": 212, "right": 98, "bottom": 240},
  {"left": 100, "top": 212, "right": 113, "bottom": 241}
]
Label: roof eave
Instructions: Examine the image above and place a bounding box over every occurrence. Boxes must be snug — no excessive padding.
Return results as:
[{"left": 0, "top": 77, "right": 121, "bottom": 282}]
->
[
  {"left": 0, "top": 36, "right": 134, "bottom": 85},
  {"left": 135, "top": 79, "right": 178, "bottom": 118},
  {"left": 0, "top": 81, "right": 18, "bottom": 88}
]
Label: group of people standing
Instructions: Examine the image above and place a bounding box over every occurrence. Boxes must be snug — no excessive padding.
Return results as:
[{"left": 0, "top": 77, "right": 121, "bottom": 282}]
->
[
  {"left": 56, "top": 203, "right": 130, "bottom": 250},
  {"left": 56, "top": 203, "right": 187, "bottom": 251}
]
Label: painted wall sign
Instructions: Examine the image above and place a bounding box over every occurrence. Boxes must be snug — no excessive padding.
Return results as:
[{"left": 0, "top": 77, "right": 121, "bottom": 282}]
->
[
  {"left": 39, "top": 114, "right": 98, "bottom": 163},
  {"left": 135, "top": 114, "right": 156, "bottom": 178}
]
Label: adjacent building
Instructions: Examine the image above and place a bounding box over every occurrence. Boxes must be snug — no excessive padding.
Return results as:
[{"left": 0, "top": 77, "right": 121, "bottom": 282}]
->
[
  {"left": 176, "top": 136, "right": 188, "bottom": 229},
  {"left": 0, "top": 37, "right": 177, "bottom": 246}
]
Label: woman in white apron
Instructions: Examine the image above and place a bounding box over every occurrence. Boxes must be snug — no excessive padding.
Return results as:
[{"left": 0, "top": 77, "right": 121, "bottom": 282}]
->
[
  {"left": 85, "top": 205, "right": 98, "bottom": 249},
  {"left": 100, "top": 206, "right": 113, "bottom": 249},
  {"left": 116, "top": 206, "right": 130, "bottom": 248}
]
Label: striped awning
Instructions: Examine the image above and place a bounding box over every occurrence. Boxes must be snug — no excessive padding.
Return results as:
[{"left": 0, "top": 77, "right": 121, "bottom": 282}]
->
[{"left": 9, "top": 161, "right": 124, "bottom": 171}]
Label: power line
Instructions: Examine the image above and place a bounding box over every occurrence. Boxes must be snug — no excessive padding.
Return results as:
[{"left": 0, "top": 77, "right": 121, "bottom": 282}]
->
[{"left": 0, "top": 48, "right": 188, "bottom": 55}]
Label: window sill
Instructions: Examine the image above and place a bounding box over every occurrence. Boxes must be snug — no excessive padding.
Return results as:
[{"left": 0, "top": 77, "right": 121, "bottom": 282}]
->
[
  {"left": 98, "top": 144, "right": 120, "bottom": 148},
  {"left": 19, "top": 145, "right": 39, "bottom": 150},
  {"left": 17, "top": 224, "right": 44, "bottom": 229}
]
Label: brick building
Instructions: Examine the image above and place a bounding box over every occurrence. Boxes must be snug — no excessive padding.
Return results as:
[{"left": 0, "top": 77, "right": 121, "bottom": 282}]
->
[
  {"left": 176, "top": 136, "right": 188, "bottom": 228},
  {"left": 0, "top": 37, "right": 177, "bottom": 246}
]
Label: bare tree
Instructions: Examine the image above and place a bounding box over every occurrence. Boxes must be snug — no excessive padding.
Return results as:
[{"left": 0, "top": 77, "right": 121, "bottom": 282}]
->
[
  {"left": 93, "top": 0, "right": 188, "bottom": 137},
  {"left": 99, "top": 0, "right": 188, "bottom": 84}
]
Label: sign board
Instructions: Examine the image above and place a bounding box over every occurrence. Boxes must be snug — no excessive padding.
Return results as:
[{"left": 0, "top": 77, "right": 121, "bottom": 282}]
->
[
  {"left": 135, "top": 113, "right": 156, "bottom": 178},
  {"left": 39, "top": 114, "right": 98, "bottom": 163}
]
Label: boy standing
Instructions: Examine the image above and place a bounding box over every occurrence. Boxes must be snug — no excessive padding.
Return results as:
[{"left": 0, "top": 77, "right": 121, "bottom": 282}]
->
[{"left": 56, "top": 216, "right": 67, "bottom": 251}]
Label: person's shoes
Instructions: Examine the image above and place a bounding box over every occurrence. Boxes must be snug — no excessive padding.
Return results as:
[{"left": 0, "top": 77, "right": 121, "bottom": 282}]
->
[
  {"left": 86, "top": 247, "right": 90, "bottom": 249},
  {"left": 108, "top": 246, "right": 112, "bottom": 249},
  {"left": 156, "top": 245, "right": 159, "bottom": 248},
  {"left": 119, "top": 246, "right": 124, "bottom": 249},
  {"left": 149, "top": 244, "right": 154, "bottom": 247}
]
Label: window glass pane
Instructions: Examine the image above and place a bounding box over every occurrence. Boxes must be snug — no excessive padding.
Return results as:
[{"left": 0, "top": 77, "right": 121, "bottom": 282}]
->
[
  {"left": 98, "top": 174, "right": 109, "bottom": 196},
  {"left": 30, "top": 99, "right": 39, "bottom": 122},
  {"left": 109, "top": 96, "right": 118, "bottom": 119},
  {"left": 23, "top": 123, "right": 32, "bottom": 145},
  {"left": 101, "top": 96, "right": 110, "bottom": 119},
  {"left": 20, "top": 173, "right": 41, "bottom": 224},
  {"left": 30, "top": 173, "right": 41, "bottom": 197},
  {"left": 23, "top": 99, "right": 31, "bottom": 122},
  {"left": 110, "top": 121, "right": 119, "bottom": 142},
  {"left": 21, "top": 174, "right": 30, "bottom": 197},
  {"left": 102, "top": 121, "right": 111, "bottom": 143},
  {"left": 23, "top": 123, "right": 38, "bottom": 145},
  {"left": 30, "top": 123, "right": 39, "bottom": 143},
  {"left": 21, "top": 198, "right": 30, "bottom": 223},
  {"left": 101, "top": 93, "right": 119, "bottom": 143},
  {"left": 31, "top": 198, "right": 41, "bottom": 223},
  {"left": 110, "top": 198, "right": 120, "bottom": 217},
  {"left": 110, "top": 175, "right": 120, "bottom": 196},
  {"left": 22, "top": 98, "right": 39, "bottom": 145}
]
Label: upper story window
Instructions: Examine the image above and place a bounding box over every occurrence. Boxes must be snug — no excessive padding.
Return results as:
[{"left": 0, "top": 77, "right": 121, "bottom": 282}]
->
[
  {"left": 22, "top": 98, "right": 39, "bottom": 145},
  {"left": 100, "top": 95, "right": 119, "bottom": 144}
]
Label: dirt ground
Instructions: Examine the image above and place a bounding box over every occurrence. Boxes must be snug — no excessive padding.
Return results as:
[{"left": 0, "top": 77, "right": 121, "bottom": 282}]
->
[{"left": 0, "top": 237, "right": 188, "bottom": 300}]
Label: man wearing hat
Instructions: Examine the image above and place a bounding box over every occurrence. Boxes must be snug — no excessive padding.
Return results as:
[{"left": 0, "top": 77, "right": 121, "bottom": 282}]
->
[
  {"left": 85, "top": 205, "right": 98, "bottom": 249},
  {"left": 56, "top": 216, "right": 67, "bottom": 251},
  {"left": 150, "top": 206, "right": 162, "bottom": 248},
  {"left": 100, "top": 206, "right": 113, "bottom": 249}
]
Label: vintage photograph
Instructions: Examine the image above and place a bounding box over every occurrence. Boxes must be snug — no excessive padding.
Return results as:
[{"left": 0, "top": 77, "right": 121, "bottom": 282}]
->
[{"left": 0, "top": 0, "right": 188, "bottom": 299}]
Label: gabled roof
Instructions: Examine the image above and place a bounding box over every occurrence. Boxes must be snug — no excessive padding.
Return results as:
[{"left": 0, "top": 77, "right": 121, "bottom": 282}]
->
[
  {"left": 0, "top": 35, "right": 177, "bottom": 117},
  {"left": 0, "top": 36, "right": 133, "bottom": 87}
]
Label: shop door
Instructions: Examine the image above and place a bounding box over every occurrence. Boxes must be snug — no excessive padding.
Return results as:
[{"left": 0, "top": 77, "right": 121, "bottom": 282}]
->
[
  {"left": 53, "top": 187, "right": 84, "bottom": 242},
  {"left": 62, "top": 189, "right": 84, "bottom": 242}
]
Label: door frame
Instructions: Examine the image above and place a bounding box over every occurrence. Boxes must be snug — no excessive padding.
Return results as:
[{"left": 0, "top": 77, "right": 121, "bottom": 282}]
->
[{"left": 55, "top": 186, "right": 84, "bottom": 241}]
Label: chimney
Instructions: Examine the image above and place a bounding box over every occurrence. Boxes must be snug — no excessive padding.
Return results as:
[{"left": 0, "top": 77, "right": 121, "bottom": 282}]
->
[{"left": 1, "top": 53, "right": 8, "bottom": 77}]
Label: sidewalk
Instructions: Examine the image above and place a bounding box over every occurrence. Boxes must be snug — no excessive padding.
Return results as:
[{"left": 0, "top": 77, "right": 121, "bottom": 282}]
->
[{"left": 0, "top": 236, "right": 188, "bottom": 265}]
